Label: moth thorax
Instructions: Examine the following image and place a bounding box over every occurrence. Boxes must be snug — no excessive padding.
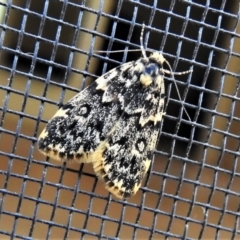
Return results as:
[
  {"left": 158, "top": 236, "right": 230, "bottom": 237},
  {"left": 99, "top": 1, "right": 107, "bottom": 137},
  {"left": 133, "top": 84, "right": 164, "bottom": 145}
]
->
[{"left": 140, "top": 62, "right": 161, "bottom": 87}]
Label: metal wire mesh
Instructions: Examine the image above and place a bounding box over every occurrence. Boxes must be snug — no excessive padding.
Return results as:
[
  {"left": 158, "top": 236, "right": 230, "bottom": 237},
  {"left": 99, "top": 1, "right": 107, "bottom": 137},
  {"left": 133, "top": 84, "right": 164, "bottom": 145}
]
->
[{"left": 0, "top": 0, "right": 240, "bottom": 239}]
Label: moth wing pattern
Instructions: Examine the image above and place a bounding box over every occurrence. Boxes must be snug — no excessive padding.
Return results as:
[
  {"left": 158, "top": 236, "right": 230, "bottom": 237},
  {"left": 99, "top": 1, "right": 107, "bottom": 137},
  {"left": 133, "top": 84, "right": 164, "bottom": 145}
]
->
[
  {"left": 36, "top": 18, "right": 193, "bottom": 199},
  {"left": 38, "top": 62, "right": 132, "bottom": 162},
  {"left": 37, "top": 59, "right": 153, "bottom": 163},
  {"left": 38, "top": 81, "right": 99, "bottom": 163},
  {"left": 92, "top": 54, "right": 166, "bottom": 198},
  {"left": 38, "top": 43, "right": 168, "bottom": 198}
]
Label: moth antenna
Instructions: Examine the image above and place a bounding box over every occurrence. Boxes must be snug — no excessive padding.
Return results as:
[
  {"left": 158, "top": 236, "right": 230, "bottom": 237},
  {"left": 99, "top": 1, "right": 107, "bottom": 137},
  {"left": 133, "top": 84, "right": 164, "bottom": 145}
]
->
[
  {"left": 140, "top": 23, "right": 147, "bottom": 58},
  {"left": 163, "top": 59, "right": 192, "bottom": 121},
  {"left": 94, "top": 49, "right": 149, "bottom": 54},
  {"left": 95, "top": 23, "right": 150, "bottom": 56}
]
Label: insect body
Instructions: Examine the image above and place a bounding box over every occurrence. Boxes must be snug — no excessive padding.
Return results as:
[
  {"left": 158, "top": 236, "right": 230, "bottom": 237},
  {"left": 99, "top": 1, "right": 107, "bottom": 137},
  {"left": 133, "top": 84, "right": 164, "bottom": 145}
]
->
[
  {"left": 38, "top": 24, "right": 191, "bottom": 199},
  {"left": 38, "top": 52, "right": 165, "bottom": 199}
]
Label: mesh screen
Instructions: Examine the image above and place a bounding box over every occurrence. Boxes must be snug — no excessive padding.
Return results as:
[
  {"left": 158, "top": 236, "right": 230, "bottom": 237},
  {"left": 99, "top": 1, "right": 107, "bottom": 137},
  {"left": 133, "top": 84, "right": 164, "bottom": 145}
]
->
[{"left": 0, "top": 0, "right": 240, "bottom": 239}]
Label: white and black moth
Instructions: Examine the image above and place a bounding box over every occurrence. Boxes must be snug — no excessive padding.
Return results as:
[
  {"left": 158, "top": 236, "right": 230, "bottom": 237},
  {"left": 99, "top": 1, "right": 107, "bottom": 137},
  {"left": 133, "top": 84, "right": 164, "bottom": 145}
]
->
[{"left": 38, "top": 25, "right": 190, "bottom": 199}]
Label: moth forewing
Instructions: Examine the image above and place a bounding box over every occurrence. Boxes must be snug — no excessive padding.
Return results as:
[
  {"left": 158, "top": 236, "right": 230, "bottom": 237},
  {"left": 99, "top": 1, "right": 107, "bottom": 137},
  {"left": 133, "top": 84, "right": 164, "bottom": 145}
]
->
[{"left": 37, "top": 25, "right": 191, "bottom": 198}]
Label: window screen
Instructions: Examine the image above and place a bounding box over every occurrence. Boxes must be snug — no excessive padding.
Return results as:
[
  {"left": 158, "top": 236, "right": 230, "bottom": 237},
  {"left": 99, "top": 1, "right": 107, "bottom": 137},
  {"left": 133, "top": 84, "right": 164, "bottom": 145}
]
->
[{"left": 0, "top": 0, "right": 240, "bottom": 239}]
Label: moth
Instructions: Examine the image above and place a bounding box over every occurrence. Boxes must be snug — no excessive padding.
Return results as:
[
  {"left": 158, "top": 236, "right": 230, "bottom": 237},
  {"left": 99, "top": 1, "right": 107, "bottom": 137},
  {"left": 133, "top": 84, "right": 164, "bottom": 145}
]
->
[{"left": 38, "top": 24, "right": 191, "bottom": 199}]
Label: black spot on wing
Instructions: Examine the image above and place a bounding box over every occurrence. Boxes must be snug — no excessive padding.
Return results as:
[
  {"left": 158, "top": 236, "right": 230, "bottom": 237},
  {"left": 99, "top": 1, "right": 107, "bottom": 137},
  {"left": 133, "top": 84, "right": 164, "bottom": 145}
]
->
[
  {"left": 78, "top": 104, "right": 91, "bottom": 117},
  {"left": 119, "top": 157, "right": 129, "bottom": 169},
  {"left": 135, "top": 138, "right": 147, "bottom": 153}
]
